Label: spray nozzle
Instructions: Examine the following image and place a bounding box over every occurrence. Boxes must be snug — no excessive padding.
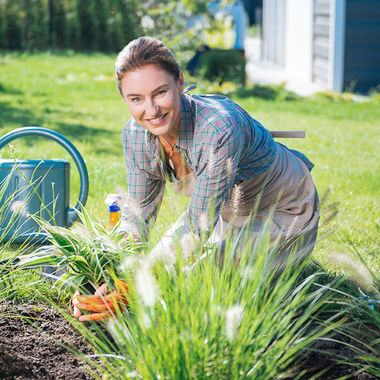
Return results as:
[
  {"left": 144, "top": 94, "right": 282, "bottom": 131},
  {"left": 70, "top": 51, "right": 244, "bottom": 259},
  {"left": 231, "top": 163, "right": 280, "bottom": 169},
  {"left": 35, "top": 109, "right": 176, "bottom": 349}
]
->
[{"left": 105, "top": 194, "right": 121, "bottom": 212}]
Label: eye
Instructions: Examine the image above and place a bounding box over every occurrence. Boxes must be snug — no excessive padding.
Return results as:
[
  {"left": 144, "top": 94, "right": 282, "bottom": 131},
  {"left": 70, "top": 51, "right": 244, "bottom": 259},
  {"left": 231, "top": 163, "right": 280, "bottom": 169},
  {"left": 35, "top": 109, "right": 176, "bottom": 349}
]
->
[
  {"left": 131, "top": 97, "right": 140, "bottom": 103},
  {"left": 157, "top": 89, "right": 167, "bottom": 96}
]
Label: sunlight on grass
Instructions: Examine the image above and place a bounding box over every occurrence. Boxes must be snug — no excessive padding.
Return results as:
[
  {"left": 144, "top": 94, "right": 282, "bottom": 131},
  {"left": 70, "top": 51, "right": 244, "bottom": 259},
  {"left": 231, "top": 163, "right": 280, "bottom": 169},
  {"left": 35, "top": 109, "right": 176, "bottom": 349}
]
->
[{"left": 0, "top": 51, "right": 379, "bottom": 278}]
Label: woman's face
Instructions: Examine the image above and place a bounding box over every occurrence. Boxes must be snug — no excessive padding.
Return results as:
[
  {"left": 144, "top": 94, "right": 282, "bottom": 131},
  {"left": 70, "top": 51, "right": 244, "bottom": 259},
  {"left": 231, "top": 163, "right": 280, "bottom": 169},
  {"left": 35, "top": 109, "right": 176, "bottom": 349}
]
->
[{"left": 120, "top": 64, "right": 184, "bottom": 138}]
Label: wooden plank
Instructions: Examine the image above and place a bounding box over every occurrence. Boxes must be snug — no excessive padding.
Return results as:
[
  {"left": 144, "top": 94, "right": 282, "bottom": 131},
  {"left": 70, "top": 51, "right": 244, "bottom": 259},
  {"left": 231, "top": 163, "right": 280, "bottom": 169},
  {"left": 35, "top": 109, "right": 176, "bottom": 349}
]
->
[{"left": 270, "top": 131, "right": 305, "bottom": 139}]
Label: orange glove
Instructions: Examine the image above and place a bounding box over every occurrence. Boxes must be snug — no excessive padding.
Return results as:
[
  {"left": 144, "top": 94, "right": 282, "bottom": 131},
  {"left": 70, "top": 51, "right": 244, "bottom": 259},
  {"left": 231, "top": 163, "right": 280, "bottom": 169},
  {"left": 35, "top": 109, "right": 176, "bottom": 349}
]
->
[{"left": 72, "top": 279, "right": 129, "bottom": 322}]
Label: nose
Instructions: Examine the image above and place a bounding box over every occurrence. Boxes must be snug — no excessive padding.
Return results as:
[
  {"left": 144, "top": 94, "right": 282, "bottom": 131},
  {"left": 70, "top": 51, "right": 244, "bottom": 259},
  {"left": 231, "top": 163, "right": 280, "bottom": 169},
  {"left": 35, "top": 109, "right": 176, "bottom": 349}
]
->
[{"left": 145, "top": 97, "right": 159, "bottom": 117}]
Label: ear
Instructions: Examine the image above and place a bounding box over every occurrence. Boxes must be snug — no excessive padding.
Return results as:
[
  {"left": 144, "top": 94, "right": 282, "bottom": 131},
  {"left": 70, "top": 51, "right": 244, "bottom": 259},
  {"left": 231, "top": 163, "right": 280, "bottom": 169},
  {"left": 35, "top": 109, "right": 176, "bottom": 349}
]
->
[{"left": 178, "top": 71, "right": 185, "bottom": 93}]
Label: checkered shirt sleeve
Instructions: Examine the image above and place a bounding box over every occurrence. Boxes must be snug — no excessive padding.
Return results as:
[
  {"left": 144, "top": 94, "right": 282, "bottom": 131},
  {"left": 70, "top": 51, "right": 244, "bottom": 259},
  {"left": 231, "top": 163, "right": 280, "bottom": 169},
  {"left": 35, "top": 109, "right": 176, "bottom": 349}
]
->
[{"left": 120, "top": 121, "right": 165, "bottom": 237}]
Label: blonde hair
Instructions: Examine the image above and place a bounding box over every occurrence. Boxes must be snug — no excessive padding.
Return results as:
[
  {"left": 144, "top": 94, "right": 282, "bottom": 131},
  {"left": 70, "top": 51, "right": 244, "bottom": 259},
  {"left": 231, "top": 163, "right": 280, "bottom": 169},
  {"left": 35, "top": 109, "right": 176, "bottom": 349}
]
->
[{"left": 115, "top": 37, "right": 181, "bottom": 95}]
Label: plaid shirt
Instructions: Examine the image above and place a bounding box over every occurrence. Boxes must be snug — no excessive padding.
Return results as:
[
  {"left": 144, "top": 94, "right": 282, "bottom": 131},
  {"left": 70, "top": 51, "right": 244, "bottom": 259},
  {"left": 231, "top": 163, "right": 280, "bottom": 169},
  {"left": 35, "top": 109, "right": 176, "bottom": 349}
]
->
[{"left": 121, "top": 93, "right": 312, "bottom": 238}]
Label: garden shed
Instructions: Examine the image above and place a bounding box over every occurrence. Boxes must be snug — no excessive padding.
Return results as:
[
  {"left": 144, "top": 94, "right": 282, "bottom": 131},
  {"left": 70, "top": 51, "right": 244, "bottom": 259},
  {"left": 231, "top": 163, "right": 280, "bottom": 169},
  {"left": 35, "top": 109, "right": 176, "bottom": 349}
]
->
[{"left": 260, "top": 0, "right": 380, "bottom": 93}]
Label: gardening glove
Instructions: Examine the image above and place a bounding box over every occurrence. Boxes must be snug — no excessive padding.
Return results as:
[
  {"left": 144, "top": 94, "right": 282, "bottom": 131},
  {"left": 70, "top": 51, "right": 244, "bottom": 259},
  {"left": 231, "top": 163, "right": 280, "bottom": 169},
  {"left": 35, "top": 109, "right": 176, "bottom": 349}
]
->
[{"left": 72, "top": 279, "right": 129, "bottom": 322}]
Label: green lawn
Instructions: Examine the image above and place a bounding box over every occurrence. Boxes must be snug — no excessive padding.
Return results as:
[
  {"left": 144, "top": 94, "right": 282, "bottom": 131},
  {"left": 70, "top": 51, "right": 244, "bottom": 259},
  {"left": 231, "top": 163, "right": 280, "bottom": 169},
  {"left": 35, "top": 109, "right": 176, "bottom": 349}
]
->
[{"left": 0, "top": 51, "right": 379, "bottom": 276}]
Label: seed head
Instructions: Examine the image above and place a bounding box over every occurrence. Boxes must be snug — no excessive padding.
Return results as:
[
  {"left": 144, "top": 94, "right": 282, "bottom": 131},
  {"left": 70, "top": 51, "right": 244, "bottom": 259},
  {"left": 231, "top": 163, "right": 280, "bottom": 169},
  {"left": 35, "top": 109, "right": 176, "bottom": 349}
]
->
[
  {"left": 10, "top": 200, "right": 28, "bottom": 216},
  {"left": 285, "top": 215, "right": 299, "bottom": 241},
  {"left": 226, "top": 157, "right": 234, "bottom": 184},
  {"left": 231, "top": 185, "right": 242, "bottom": 215},
  {"left": 120, "top": 255, "right": 139, "bottom": 272},
  {"left": 106, "top": 319, "right": 125, "bottom": 346},
  {"left": 149, "top": 245, "right": 176, "bottom": 266},
  {"left": 179, "top": 232, "right": 200, "bottom": 259},
  {"left": 327, "top": 252, "right": 375, "bottom": 292},
  {"left": 115, "top": 185, "right": 142, "bottom": 217},
  {"left": 199, "top": 213, "right": 210, "bottom": 232},
  {"left": 208, "top": 147, "right": 216, "bottom": 176},
  {"left": 225, "top": 304, "right": 244, "bottom": 342},
  {"left": 136, "top": 261, "right": 158, "bottom": 307}
]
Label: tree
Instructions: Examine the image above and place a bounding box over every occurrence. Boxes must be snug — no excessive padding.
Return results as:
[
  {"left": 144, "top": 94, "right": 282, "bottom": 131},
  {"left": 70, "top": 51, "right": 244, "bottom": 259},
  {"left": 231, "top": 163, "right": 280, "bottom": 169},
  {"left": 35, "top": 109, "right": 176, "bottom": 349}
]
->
[
  {"left": 22, "top": 0, "right": 48, "bottom": 50},
  {"left": 77, "top": 0, "right": 97, "bottom": 50},
  {"left": 4, "top": 1, "right": 22, "bottom": 49},
  {"left": 93, "top": 0, "right": 109, "bottom": 51},
  {"left": 50, "top": 0, "right": 67, "bottom": 48},
  {"left": 116, "top": 0, "right": 141, "bottom": 46},
  {"left": 0, "top": 1, "right": 6, "bottom": 49}
]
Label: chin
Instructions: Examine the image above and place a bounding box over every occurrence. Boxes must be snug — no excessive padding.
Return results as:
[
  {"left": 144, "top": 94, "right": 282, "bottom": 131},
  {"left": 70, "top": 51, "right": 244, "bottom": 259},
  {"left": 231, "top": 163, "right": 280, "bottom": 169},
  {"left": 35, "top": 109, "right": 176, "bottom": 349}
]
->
[
  {"left": 142, "top": 119, "right": 174, "bottom": 136},
  {"left": 148, "top": 126, "right": 171, "bottom": 136}
]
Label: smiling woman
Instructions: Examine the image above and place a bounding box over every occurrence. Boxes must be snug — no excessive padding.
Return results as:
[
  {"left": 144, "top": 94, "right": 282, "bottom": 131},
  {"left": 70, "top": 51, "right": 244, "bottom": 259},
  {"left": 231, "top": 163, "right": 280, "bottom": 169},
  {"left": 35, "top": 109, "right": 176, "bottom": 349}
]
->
[
  {"left": 114, "top": 36, "right": 319, "bottom": 256},
  {"left": 73, "top": 36, "right": 320, "bottom": 320}
]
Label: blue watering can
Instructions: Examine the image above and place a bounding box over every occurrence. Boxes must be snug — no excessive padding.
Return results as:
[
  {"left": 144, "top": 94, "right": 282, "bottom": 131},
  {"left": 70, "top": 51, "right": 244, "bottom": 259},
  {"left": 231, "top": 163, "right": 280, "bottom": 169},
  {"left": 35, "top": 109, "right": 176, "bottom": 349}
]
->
[{"left": 0, "top": 127, "right": 89, "bottom": 243}]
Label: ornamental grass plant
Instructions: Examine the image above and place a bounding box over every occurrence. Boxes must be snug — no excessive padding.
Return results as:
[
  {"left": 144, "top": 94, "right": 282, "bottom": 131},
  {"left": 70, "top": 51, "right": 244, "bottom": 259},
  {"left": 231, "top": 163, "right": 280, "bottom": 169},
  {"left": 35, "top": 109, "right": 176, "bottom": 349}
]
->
[
  {"left": 1, "top": 173, "right": 378, "bottom": 377},
  {"left": 66, "top": 218, "right": 347, "bottom": 379},
  {"left": 328, "top": 229, "right": 380, "bottom": 378}
]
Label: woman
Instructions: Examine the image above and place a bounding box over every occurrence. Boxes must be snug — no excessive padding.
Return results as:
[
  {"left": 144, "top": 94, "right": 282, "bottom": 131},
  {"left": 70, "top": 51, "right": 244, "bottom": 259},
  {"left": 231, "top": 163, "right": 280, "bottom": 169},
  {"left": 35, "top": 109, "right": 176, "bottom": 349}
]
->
[
  {"left": 73, "top": 36, "right": 319, "bottom": 320},
  {"left": 116, "top": 36, "right": 319, "bottom": 261}
]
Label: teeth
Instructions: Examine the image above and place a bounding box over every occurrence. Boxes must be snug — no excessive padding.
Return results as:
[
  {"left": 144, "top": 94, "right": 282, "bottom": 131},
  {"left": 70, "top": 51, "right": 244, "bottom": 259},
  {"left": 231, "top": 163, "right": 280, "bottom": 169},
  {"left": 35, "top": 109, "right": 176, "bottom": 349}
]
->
[{"left": 150, "top": 114, "right": 165, "bottom": 122}]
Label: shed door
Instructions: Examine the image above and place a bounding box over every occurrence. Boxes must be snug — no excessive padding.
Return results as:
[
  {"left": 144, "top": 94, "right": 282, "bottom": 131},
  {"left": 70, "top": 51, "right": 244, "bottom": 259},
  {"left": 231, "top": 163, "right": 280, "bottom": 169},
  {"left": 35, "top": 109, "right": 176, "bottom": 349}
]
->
[
  {"left": 312, "top": 0, "right": 332, "bottom": 84},
  {"left": 262, "top": 0, "right": 287, "bottom": 66}
]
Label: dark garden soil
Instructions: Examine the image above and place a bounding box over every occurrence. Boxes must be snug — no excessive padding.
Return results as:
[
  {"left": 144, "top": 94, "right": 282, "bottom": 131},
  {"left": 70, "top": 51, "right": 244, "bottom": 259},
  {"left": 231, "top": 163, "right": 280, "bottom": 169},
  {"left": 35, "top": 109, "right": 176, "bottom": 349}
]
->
[
  {"left": 296, "top": 336, "right": 377, "bottom": 380},
  {"left": 0, "top": 302, "right": 95, "bottom": 380},
  {"left": 0, "top": 301, "right": 377, "bottom": 379}
]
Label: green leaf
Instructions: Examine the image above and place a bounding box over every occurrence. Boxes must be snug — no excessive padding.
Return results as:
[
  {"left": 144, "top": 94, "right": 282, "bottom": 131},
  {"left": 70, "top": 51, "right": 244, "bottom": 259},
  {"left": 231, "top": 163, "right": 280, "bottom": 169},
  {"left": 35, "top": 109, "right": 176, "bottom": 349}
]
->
[{"left": 20, "top": 255, "right": 61, "bottom": 268}]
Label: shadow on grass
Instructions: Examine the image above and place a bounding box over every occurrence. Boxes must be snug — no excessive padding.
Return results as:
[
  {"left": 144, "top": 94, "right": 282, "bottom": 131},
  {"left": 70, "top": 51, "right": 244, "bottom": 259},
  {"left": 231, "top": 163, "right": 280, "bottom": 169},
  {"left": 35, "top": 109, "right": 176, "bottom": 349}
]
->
[
  {"left": 0, "top": 102, "right": 117, "bottom": 155},
  {"left": 0, "top": 83, "right": 22, "bottom": 95},
  {"left": 53, "top": 122, "right": 119, "bottom": 156},
  {"left": 0, "top": 101, "right": 43, "bottom": 129},
  {"left": 53, "top": 122, "right": 115, "bottom": 141},
  {"left": 228, "top": 84, "right": 301, "bottom": 101}
]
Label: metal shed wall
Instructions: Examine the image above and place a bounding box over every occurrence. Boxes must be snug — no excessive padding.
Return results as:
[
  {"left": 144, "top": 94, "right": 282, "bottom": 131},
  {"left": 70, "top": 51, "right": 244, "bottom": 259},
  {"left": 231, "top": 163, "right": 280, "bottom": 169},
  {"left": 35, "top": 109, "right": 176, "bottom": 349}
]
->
[
  {"left": 312, "top": 0, "right": 332, "bottom": 85},
  {"left": 344, "top": 0, "right": 380, "bottom": 93}
]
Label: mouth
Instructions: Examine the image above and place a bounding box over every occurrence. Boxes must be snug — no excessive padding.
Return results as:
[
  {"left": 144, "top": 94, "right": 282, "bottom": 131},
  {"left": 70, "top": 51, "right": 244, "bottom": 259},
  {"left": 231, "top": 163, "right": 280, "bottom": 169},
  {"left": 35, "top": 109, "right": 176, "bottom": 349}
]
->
[{"left": 146, "top": 113, "right": 168, "bottom": 125}]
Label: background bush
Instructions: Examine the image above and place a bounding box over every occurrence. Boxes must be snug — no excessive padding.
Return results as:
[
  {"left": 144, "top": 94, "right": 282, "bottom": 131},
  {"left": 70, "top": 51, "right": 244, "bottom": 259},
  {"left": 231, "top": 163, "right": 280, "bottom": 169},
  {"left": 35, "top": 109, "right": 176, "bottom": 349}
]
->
[
  {"left": 0, "top": 0, "right": 141, "bottom": 52},
  {"left": 198, "top": 48, "right": 246, "bottom": 85}
]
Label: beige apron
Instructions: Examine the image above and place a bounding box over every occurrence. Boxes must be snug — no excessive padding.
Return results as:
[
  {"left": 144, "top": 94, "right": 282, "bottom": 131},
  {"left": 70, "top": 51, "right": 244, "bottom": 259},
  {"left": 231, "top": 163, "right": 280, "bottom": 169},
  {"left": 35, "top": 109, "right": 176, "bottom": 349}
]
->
[{"left": 157, "top": 144, "right": 319, "bottom": 268}]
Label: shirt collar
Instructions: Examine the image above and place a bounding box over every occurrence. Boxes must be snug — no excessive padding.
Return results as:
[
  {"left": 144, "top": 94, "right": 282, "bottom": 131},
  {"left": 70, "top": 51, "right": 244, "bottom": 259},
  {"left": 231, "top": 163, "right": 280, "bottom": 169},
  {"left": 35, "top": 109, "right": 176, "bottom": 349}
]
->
[{"left": 176, "top": 94, "right": 194, "bottom": 151}]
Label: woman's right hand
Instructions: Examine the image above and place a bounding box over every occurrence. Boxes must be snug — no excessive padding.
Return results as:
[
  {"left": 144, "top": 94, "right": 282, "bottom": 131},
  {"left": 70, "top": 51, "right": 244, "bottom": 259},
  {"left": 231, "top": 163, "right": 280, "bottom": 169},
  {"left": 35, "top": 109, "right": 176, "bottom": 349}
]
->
[{"left": 71, "top": 280, "right": 129, "bottom": 322}]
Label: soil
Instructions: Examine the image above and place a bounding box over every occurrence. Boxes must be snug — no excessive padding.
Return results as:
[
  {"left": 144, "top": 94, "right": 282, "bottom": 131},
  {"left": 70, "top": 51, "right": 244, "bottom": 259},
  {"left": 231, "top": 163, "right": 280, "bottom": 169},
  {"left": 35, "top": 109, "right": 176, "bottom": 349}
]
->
[
  {"left": 0, "top": 302, "right": 94, "bottom": 380},
  {"left": 297, "top": 336, "right": 377, "bottom": 380},
  {"left": 0, "top": 302, "right": 377, "bottom": 379}
]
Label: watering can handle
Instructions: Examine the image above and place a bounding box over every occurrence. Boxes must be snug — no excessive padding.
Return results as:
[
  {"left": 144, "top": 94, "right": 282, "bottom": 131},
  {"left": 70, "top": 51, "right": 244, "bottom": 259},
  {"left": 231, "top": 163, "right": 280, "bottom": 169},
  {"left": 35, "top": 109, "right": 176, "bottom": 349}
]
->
[{"left": 0, "top": 127, "right": 89, "bottom": 227}]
